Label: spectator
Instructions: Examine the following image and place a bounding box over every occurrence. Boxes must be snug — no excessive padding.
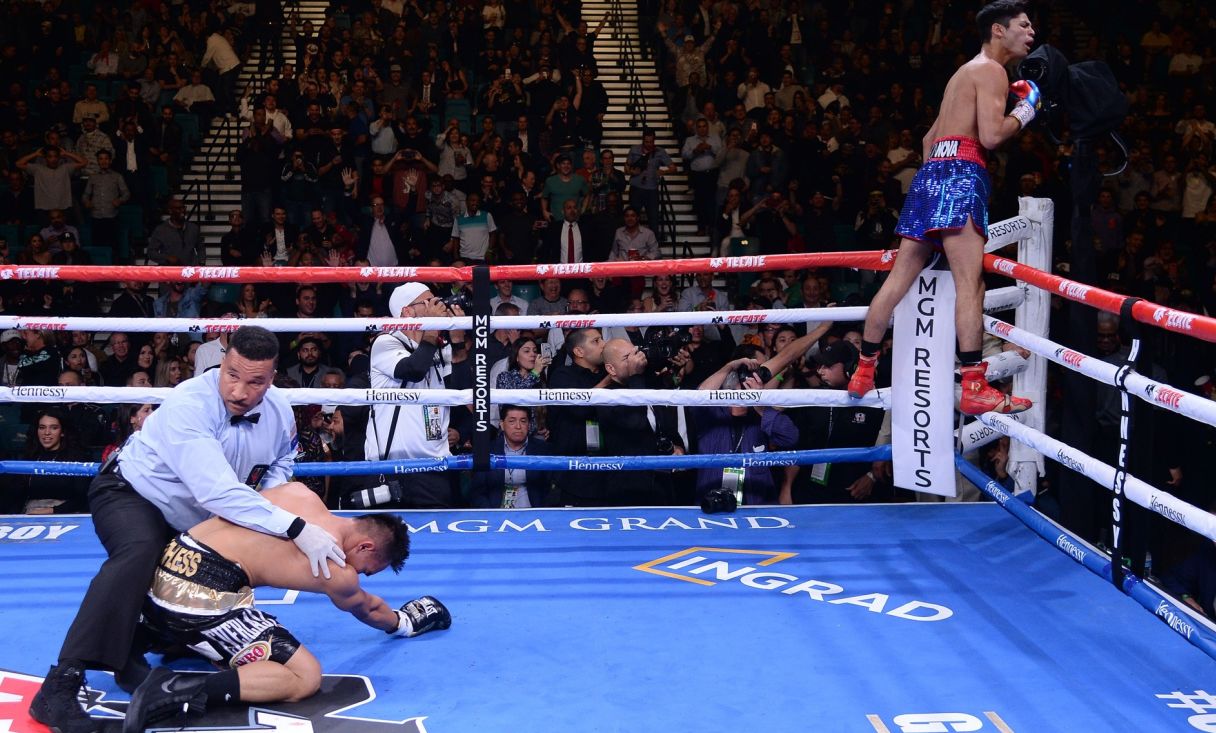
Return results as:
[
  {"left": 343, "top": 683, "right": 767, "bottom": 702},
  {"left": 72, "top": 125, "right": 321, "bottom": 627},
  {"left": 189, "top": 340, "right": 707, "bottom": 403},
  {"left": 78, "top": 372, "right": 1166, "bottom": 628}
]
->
[
  {"left": 16, "top": 147, "right": 86, "bottom": 219},
  {"left": 147, "top": 198, "right": 202, "bottom": 265},
  {"left": 470, "top": 405, "right": 555, "bottom": 508},
  {"left": 448, "top": 191, "right": 497, "bottom": 264},
  {"left": 546, "top": 328, "right": 609, "bottom": 505},
  {"left": 678, "top": 272, "right": 730, "bottom": 312},
  {"left": 626, "top": 128, "right": 675, "bottom": 234},
  {"left": 529, "top": 278, "right": 569, "bottom": 316},
  {"left": 153, "top": 356, "right": 186, "bottom": 388},
  {"left": 541, "top": 154, "right": 589, "bottom": 221},
  {"left": 153, "top": 281, "right": 206, "bottom": 320},
  {"left": 101, "top": 403, "right": 155, "bottom": 462},
  {"left": 643, "top": 273, "right": 680, "bottom": 313},
  {"left": 82, "top": 151, "right": 130, "bottom": 257},
  {"left": 16, "top": 329, "right": 61, "bottom": 388},
  {"left": 201, "top": 29, "right": 241, "bottom": 118},
  {"left": 490, "top": 280, "right": 529, "bottom": 314},
  {"left": 609, "top": 206, "right": 659, "bottom": 261},
  {"left": 99, "top": 332, "right": 137, "bottom": 387},
  {"left": 40, "top": 210, "right": 80, "bottom": 255},
  {"left": 285, "top": 336, "right": 340, "bottom": 388},
  {"left": 785, "top": 341, "right": 886, "bottom": 504},
  {"left": 494, "top": 337, "right": 553, "bottom": 431},
  {"left": 681, "top": 118, "right": 723, "bottom": 235},
  {"left": 542, "top": 199, "right": 586, "bottom": 264},
  {"left": 3, "top": 410, "right": 89, "bottom": 515}
]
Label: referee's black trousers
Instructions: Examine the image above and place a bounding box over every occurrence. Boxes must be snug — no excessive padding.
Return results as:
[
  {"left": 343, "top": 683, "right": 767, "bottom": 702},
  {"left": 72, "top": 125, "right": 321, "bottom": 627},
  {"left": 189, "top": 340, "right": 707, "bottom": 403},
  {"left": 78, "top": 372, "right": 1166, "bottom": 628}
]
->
[{"left": 56, "top": 471, "right": 172, "bottom": 671}]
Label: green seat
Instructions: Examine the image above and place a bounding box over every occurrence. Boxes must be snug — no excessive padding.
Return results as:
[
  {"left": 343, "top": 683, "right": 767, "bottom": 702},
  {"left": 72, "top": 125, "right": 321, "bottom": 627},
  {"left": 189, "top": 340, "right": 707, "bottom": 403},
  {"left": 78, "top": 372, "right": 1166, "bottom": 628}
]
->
[
  {"left": 21, "top": 224, "right": 42, "bottom": 247},
  {"left": 118, "top": 205, "right": 145, "bottom": 240},
  {"left": 150, "top": 166, "right": 170, "bottom": 199},
  {"left": 84, "top": 246, "right": 112, "bottom": 265},
  {"left": 0, "top": 224, "right": 19, "bottom": 249},
  {"left": 834, "top": 224, "right": 856, "bottom": 249},
  {"left": 208, "top": 283, "right": 240, "bottom": 304},
  {"left": 512, "top": 283, "right": 539, "bottom": 305}
]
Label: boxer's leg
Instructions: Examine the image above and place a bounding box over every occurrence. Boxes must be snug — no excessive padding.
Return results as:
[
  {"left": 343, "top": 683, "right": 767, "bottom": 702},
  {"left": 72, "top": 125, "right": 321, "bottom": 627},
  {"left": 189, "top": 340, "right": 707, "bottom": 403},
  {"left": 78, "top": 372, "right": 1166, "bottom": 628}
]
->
[
  {"left": 939, "top": 217, "right": 986, "bottom": 355},
  {"left": 859, "top": 236, "right": 935, "bottom": 345},
  {"left": 942, "top": 218, "right": 1031, "bottom": 415},
  {"left": 236, "top": 646, "right": 322, "bottom": 703}
]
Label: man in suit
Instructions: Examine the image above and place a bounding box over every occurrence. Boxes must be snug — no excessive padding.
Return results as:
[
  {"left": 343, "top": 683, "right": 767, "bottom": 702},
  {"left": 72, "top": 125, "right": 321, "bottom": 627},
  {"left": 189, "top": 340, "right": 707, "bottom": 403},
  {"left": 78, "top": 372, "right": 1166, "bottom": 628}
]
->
[
  {"left": 470, "top": 405, "right": 554, "bottom": 508},
  {"left": 355, "top": 196, "right": 408, "bottom": 265},
  {"left": 541, "top": 198, "right": 584, "bottom": 264}
]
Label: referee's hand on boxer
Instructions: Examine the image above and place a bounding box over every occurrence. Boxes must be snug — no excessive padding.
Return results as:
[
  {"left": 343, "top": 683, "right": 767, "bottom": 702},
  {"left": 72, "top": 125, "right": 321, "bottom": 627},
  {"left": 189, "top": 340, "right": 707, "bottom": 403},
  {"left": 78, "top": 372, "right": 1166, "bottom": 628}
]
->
[{"left": 292, "top": 521, "right": 347, "bottom": 578}]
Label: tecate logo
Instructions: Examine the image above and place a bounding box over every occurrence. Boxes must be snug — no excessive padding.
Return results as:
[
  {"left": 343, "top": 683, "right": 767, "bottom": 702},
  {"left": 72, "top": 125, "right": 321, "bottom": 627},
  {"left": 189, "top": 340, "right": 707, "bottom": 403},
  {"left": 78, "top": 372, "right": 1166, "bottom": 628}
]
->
[
  {"left": 550, "top": 263, "right": 593, "bottom": 275},
  {"left": 992, "top": 321, "right": 1013, "bottom": 337},
  {"left": 993, "top": 259, "right": 1017, "bottom": 275},
  {"left": 1154, "top": 386, "right": 1184, "bottom": 409},
  {"left": 1058, "top": 349, "right": 1085, "bottom": 368},
  {"left": 14, "top": 322, "right": 67, "bottom": 330},
  {"left": 710, "top": 256, "right": 766, "bottom": 269},
  {"left": 2, "top": 266, "right": 61, "bottom": 279},
  {"left": 361, "top": 266, "right": 418, "bottom": 278},
  {"left": 1057, "top": 282, "right": 1091, "bottom": 300}
]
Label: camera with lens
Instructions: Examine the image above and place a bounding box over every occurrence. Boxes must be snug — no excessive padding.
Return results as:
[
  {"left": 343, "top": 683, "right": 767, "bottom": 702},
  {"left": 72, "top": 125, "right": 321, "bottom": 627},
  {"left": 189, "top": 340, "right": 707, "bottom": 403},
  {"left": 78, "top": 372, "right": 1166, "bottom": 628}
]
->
[
  {"left": 440, "top": 290, "right": 472, "bottom": 312},
  {"left": 733, "top": 364, "right": 772, "bottom": 387},
  {"left": 347, "top": 482, "right": 402, "bottom": 509},
  {"left": 640, "top": 327, "right": 691, "bottom": 371},
  {"left": 655, "top": 435, "right": 675, "bottom": 456},
  {"left": 701, "top": 486, "right": 738, "bottom": 514}
]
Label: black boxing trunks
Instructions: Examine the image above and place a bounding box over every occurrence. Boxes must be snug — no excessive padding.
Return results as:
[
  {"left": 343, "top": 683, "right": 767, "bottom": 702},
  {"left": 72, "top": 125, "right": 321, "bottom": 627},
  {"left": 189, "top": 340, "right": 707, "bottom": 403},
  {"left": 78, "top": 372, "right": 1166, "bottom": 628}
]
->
[
  {"left": 141, "top": 532, "right": 300, "bottom": 668},
  {"left": 895, "top": 136, "right": 991, "bottom": 246}
]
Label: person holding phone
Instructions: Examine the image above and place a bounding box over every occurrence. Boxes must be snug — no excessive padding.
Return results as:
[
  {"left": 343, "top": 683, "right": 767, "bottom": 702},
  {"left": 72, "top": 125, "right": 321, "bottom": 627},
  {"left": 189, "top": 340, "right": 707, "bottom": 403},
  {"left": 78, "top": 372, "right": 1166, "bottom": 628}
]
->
[{"left": 495, "top": 337, "right": 551, "bottom": 438}]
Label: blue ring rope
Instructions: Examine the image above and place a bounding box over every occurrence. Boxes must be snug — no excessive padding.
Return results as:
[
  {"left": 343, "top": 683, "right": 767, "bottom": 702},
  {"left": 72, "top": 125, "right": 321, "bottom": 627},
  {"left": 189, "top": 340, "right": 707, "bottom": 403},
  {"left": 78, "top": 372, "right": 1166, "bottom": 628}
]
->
[
  {"left": 955, "top": 455, "right": 1216, "bottom": 662},
  {"left": 0, "top": 446, "right": 891, "bottom": 477}
]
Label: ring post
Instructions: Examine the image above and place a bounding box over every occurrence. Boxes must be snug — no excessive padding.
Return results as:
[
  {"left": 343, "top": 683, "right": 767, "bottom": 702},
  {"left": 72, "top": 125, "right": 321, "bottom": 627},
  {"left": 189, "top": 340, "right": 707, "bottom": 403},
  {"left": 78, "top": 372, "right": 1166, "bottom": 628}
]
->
[
  {"left": 1009, "top": 196, "right": 1053, "bottom": 497},
  {"left": 472, "top": 266, "right": 492, "bottom": 471}
]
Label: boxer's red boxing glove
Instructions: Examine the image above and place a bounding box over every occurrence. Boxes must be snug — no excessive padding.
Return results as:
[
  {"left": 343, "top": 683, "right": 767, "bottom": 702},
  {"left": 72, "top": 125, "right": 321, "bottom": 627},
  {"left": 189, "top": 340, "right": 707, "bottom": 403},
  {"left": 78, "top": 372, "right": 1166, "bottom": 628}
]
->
[{"left": 1009, "top": 79, "right": 1041, "bottom": 128}]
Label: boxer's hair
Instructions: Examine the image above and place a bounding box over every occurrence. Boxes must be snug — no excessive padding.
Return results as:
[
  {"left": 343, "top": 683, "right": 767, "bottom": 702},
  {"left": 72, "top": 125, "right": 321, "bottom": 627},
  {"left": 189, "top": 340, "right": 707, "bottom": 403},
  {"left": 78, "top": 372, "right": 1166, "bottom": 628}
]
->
[
  {"left": 977, "top": 0, "right": 1030, "bottom": 42},
  {"left": 228, "top": 326, "right": 281, "bottom": 363},
  {"left": 356, "top": 513, "right": 411, "bottom": 573}
]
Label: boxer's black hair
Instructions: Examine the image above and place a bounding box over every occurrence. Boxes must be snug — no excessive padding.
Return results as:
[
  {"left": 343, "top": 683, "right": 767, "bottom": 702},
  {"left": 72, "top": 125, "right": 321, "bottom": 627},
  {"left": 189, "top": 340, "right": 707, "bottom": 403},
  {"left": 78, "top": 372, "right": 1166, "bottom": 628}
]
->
[
  {"left": 977, "top": 0, "right": 1030, "bottom": 42},
  {"left": 357, "top": 513, "right": 411, "bottom": 573},
  {"left": 228, "top": 326, "right": 281, "bottom": 363}
]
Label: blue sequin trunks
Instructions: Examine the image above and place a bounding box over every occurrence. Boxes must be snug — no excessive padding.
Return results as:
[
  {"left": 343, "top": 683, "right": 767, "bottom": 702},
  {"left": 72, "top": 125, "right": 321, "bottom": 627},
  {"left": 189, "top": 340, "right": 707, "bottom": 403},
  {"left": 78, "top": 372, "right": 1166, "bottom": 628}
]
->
[{"left": 895, "top": 136, "right": 990, "bottom": 246}]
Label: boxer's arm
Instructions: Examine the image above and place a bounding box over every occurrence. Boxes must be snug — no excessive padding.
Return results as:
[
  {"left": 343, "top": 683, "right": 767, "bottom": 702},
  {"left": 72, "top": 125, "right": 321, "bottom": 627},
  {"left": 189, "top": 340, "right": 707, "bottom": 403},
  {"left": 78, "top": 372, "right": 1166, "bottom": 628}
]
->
[
  {"left": 975, "top": 64, "right": 1024, "bottom": 150},
  {"left": 325, "top": 575, "right": 399, "bottom": 632}
]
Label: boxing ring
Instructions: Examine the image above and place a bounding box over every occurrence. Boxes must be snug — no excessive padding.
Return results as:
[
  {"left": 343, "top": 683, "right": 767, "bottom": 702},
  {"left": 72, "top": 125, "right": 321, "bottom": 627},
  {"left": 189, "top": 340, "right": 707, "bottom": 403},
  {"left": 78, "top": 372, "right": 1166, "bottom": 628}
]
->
[{"left": 3, "top": 197, "right": 1216, "bottom": 732}]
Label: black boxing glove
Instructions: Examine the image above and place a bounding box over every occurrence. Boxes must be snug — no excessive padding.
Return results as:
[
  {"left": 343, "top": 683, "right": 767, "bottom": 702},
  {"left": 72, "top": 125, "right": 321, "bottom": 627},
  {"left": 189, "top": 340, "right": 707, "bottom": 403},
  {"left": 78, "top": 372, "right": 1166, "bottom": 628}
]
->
[{"left": 390, "top": 596, "right": 452, "bottom": 637}]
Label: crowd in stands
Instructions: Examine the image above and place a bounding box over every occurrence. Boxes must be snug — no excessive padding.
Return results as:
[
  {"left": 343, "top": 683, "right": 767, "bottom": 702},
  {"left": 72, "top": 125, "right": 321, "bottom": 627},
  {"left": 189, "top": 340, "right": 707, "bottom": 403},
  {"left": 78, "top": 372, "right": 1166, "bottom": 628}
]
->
[{"left": 0, "top": 0, "right": 1213, "bottom": 617}]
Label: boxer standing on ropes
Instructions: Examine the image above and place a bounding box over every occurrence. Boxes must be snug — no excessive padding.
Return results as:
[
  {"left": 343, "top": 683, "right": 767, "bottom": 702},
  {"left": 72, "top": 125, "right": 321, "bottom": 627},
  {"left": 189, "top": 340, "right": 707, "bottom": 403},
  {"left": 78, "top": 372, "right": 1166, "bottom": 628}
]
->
[{"left": 847, "top": 0, "right": 1039, "bottom": 415}]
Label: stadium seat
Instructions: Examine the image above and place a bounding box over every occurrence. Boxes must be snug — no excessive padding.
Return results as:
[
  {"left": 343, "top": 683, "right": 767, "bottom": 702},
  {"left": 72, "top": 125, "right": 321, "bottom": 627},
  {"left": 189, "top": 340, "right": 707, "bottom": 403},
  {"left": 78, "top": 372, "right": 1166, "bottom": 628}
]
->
[{"left": 84, "top": 246, "right": 112, "bottom": 265}]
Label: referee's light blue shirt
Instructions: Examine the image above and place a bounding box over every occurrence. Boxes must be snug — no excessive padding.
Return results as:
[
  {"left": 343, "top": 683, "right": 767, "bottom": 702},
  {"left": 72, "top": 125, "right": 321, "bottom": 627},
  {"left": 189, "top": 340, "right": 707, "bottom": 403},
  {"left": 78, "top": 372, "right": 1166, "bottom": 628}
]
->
[{"left": 118, "top": 368, "right": 300, "bottom": 534}]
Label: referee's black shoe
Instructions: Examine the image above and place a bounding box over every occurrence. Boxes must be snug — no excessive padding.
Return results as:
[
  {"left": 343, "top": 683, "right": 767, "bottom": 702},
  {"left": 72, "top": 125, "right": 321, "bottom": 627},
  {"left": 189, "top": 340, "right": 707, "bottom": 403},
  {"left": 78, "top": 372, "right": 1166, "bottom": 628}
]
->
[
  {"left": 28, "top": 664, "right": 99, "bottom": 733},
  {"left": 124, "top": 668, "right": 207, "bottom": 733}
]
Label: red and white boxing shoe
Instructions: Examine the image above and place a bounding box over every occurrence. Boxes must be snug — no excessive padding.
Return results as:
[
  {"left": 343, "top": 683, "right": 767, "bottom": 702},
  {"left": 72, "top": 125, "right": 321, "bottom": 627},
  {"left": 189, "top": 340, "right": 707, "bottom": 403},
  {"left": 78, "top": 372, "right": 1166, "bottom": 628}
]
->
[
  {"left": 959, "top": 362, "right": 1032, "bottom": 415},
  {"left": 847, "top": 354, "right": 879, "bottom": 399}
]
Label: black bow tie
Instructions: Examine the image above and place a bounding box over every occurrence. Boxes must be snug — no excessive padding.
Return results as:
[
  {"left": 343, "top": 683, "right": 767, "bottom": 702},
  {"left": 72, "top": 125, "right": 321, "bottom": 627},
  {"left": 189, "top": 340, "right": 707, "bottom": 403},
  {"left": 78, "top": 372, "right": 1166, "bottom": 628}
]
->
[{"left": 231, "top": 413, "right": 261, "bottom": 426}]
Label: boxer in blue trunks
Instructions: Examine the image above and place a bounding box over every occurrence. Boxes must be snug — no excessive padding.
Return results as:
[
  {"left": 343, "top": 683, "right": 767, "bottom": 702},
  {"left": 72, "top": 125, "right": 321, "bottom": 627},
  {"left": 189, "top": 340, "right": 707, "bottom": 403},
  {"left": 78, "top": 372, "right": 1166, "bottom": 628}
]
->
[{"left": 848, "top": 0, "right": 1040, "bottom": 416}]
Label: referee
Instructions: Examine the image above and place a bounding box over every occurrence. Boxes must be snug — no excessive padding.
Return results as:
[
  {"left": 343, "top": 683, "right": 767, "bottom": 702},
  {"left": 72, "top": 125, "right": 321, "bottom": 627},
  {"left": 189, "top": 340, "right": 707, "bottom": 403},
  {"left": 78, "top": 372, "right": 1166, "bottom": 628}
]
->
[{"left": 30, "top": 326, "right": 345, "bottom": 733}]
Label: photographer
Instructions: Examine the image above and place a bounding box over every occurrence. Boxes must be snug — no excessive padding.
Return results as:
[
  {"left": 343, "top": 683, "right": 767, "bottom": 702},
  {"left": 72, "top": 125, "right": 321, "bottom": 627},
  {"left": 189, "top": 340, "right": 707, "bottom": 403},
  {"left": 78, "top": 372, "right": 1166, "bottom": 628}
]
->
[
  {"left": 362, "top": 282, "right": 467, "bottom": 509},
  {"left": 783, "top": 340, "right": 887, "bottom": 504},
  {"left": 597, "top": 338, "right": 689, "bottom": 505},
  {"left": 690, "top": 323, "right": 826, "bottom": 505}
]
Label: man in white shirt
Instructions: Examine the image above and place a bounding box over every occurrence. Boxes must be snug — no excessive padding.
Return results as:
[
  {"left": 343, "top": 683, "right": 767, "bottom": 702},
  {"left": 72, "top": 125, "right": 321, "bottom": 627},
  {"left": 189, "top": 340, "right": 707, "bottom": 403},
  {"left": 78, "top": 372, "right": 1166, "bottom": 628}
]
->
[
  {"left": 201, "top": 30, "right": 241, "bottom": 117},
  {"left": 365, "top": 283, "right": 467, "bottom": 508},
  {"left": 737, "top": 67, "right": 771, "bottom": 112},
  {"left": 490, "top": 279, "right": 529, "bottom": 314}
]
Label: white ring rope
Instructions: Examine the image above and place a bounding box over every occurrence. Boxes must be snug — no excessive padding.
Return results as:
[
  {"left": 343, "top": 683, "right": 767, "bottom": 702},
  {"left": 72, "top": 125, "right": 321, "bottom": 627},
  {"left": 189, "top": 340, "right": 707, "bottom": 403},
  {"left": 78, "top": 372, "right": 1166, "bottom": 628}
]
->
[
  {"left": 981, "top": 412, "right": 1216, "bottom": 544},
  {"left": 985, "top": 316, "right": 1216, "bottom": 429},
  {"left": 2, "top": 385, "right": 891, "bottom": 409},
  {"left": 0, "top": 287, "right": 1025, "bottom": 334}
]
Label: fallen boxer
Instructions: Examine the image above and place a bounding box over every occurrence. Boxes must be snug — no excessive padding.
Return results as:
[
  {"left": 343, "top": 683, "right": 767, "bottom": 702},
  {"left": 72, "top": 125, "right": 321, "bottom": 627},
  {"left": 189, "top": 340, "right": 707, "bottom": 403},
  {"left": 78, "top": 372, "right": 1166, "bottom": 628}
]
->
[{"left": 124, "top": 484, "right": 450, "bottom": 733}]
